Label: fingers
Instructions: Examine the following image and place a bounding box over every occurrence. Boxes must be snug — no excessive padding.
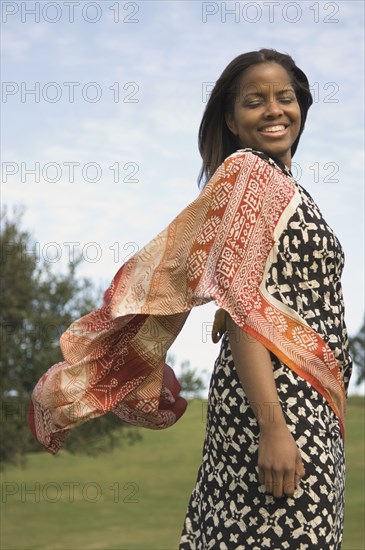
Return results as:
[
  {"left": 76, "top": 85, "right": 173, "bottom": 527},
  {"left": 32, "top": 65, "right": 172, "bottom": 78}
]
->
[
  {"left": 257, "top": 421, "right": 306, "bottom": 498},
  {"left": 211, "top": 308, "right": 226, "bottom": 343},
  {"left": 260, "top": 467, "right": 284, "bottom": 498},
  {"left": 272, "top": 471, "right": 284, "bottom": 499},
  {"left": 294, "top": 470, "right": 301, "bottom": 489},
  {"left": 282, "top": 468, "right": 296, "bottom": 497},
  {"left": 260, "top": 463, "right": 304, "bottom": 498},
  {"left": 294, "top": 451, "right": 305, "bottom": 490},
  {"left": 296, "top": 450, "right": 306, "bottom": 478},
  {"left": 260, "top": 469, "right": 292, "bottom": 498},
  {"left": 258, "top": 467, "right": 265, "bottom": 486},
  {"left": 282, "top": 450, "right": 305, "bottom": 497}
]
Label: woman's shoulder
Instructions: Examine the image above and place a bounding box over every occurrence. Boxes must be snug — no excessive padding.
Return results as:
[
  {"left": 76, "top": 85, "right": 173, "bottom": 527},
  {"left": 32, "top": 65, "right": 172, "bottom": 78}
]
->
[
  {"left": 223, "top": 147, "right": 257, "bottom": 164},
  {"left": 224, "top": 148, "right": 292, "bottom": 179},
  {"left": 204, "top": 148, "right": 292, "bottom": 194},
  {"left": 220, "top": 148, "right": 259, "bottom": 174},
  {"left": 222, "top": 148, "right": 277, "bottom": 175}
]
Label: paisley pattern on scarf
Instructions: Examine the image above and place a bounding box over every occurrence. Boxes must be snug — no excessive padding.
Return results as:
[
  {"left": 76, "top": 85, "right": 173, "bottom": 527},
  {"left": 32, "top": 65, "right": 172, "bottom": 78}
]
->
[{"left": 28, "top": 149, "right": 351, "bottom": 453}]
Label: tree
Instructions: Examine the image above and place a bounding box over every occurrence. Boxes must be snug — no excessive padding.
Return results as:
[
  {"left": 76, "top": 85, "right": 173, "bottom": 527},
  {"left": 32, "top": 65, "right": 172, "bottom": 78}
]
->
[
  {"left": 179, "top": 360, "right": 207, "bottom": 399},
  {"left": 349, "top": 317, "right": 365, "bottom": 385},
  {"left": 0, "top": 208, "right": 139, "bottom": 468},
  {"left": 167, "top": 354, "right": 207, "bottom": 399}
]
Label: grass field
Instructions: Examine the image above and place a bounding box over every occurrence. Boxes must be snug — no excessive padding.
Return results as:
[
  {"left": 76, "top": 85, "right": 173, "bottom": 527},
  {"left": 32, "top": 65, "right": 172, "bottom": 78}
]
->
[{"left": 1, "top": 396, "right": 364, "bottom": 550}]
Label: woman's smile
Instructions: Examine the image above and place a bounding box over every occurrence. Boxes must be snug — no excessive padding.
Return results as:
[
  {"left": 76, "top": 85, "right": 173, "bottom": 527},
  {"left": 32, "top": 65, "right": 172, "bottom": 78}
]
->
[{"left": 258, "top": 124, "right": 289, "bottom": 136}]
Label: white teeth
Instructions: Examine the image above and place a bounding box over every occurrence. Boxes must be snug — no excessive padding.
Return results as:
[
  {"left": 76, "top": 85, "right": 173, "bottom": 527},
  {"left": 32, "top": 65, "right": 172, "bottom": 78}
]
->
[{"left": 261, "top": 125, "right": 286, "bottom": 133}]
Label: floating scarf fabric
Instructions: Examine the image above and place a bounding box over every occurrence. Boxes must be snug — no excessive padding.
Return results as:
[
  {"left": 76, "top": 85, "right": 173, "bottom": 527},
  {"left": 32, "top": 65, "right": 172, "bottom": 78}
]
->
[{"left": 28, "top": 150, "right": 348, "bottom": 454}]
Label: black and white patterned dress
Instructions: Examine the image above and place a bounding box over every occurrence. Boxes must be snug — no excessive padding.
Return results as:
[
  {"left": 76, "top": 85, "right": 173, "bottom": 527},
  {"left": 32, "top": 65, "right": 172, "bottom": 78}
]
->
[{"left": 179, "top": 158, "right": 352, "bottom": 550}]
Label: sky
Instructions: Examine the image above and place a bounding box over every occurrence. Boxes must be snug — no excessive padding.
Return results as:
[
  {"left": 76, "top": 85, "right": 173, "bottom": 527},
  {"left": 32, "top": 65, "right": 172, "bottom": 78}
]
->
[{"left": 1, "top": 0, "right": 364, "bottom": 394}]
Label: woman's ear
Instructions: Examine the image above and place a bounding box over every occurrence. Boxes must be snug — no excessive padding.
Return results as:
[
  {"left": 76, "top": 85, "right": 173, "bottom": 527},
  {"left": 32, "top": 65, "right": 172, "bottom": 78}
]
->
[{"left": 225, "top": 111, "right": 237, "bottom": 136}]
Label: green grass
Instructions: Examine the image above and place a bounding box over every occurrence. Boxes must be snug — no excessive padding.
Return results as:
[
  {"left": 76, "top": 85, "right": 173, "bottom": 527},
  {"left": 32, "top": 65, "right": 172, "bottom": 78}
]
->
[
  {"left": 1, "top": 397, "right": 363, "bottom": 550},
  {"left": 343, "top": 396, "right": 365, "bottom": 550}
]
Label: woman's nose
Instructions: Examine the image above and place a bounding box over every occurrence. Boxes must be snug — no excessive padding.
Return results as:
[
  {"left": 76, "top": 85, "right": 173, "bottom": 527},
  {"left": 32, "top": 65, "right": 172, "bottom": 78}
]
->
[{"left": 264, "top": 100, "right": 284, "bottom": 118}]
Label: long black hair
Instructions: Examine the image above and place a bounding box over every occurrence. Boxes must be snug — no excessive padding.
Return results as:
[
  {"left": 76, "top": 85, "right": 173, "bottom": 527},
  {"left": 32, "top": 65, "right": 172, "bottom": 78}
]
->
[{"left": 198, "top": 49, "right": 313, "bottom": 186}]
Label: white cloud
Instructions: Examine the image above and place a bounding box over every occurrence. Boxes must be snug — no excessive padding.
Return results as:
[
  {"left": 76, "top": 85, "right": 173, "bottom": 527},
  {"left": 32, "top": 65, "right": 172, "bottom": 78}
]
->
[{"left": 2, "top": 0, "right": 364, "bottom": 387}]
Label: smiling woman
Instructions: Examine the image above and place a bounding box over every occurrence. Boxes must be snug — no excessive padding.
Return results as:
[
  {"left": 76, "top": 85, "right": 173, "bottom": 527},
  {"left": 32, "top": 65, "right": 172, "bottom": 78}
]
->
[
  {"left": 179, "top": 49, "right": 352, "bottom": 549},
  {"left": 28, "top": 48, "right": 352, "bottom": 550}
]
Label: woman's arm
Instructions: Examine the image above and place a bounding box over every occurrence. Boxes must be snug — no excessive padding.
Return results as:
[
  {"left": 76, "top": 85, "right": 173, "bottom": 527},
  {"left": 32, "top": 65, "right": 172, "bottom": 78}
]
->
[{"left": 226, "top": 314, "right": 305, "bottom": 499}]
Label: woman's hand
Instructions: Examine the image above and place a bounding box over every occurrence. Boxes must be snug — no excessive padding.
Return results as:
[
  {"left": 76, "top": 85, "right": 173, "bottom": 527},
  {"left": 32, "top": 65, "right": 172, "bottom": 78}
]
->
[
  {"left": 212, "top": 308, "right": 226, "bottom": 343},
  {"left": 258, "top": 424, "right": 305, "bottom": 498}
]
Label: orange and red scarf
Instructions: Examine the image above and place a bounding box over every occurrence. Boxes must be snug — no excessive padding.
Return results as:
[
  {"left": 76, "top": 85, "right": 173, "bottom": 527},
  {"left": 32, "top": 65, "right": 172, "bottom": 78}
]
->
[{"left": 29, "top": 150, "right": 347, "bottom": 453}]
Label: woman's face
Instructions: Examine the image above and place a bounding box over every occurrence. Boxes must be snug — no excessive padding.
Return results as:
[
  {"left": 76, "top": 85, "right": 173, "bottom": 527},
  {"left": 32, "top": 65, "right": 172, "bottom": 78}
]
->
[{"left": 225, "top": 62, "right": 301, "bottom": 167}]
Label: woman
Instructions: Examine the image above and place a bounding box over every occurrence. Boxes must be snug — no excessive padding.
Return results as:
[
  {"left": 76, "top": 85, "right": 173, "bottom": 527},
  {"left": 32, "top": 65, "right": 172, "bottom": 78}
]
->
[
  {"left": 29, "top": 49, "right": 351, "bottom": 549},
  {"left": 179, "top": 50, "right": 352, "bottom": 549}
]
